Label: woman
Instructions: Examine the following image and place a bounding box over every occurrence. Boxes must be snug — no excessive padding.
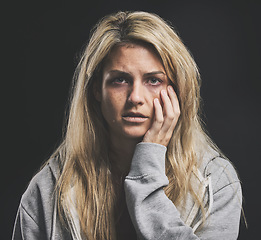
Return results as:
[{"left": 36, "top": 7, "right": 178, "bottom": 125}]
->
[{"left": 12, "top": 11, "right": 242, "bottom": 239}]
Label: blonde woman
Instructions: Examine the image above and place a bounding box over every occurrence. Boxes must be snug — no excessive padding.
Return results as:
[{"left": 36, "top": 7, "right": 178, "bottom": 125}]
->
[{"left": 12, "top": 11, "right": 242, "bottom": 239}]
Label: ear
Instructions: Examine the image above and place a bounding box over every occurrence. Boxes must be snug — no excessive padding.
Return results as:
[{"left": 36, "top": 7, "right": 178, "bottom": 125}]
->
[{"left": 93, "top": 81, "right": 102, "bottom": 102}]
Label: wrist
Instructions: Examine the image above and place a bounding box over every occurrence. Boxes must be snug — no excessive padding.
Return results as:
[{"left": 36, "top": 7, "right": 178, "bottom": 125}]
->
[{"left": 127, "top": 142, "right": 167, "bottom": 177}]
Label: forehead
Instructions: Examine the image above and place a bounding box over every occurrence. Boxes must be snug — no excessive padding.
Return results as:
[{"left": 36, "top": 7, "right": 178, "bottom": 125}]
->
[{"left": 103, "top": 43, "right": 164, "bottom": 72}]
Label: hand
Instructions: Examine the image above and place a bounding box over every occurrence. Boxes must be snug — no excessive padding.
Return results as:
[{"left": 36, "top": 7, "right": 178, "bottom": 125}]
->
[{"left": 143, "top": 85, "right": 180, "bottom": 147}]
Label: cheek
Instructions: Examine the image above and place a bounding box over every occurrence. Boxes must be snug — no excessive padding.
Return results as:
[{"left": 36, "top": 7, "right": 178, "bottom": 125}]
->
[
  {"left": 101, "top": 90, "right": 126, "bottom": 119},
  {"left": 148, "top": 86, "right": 167, "bottom": 105},
  {"left": 150, "top": 88, "right": 159, "bottom": 96},
  {"left": 149, "top": 82, "right": 168, "bottom": 95}
]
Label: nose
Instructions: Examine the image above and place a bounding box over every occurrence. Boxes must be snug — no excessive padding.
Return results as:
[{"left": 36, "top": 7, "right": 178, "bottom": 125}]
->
[{"left": 127, "top": 82, "right": 145, "bottom": 105}]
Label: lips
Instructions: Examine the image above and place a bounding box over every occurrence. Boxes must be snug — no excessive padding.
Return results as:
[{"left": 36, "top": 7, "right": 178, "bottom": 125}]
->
[
  {"left": 122, "top": 112, "right": 147, "bottom": 118},
  {"left": 122, "top": 112, "right": 148, "bottom": 123}
]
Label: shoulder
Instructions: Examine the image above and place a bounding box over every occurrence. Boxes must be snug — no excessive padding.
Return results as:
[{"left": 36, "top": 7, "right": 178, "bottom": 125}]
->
[
  {"left": 20, "top": 158, "right": 60, "bottom": 225},
  {"left": 14, "top": 158, "right": 73, "bottom": 239},
  {"left": 21, "top": 158, "right": 60, "bottom": 201},
  {"left": 199, "top": 148, "right": 240, "bottom": 194}
]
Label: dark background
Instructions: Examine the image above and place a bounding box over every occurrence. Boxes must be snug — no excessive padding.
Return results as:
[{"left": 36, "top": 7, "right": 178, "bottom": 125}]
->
[{"left": 3, "top": 0, "right": 260, "bottom": 239}]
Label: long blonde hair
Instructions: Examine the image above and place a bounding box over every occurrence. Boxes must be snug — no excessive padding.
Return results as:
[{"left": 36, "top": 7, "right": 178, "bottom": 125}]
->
[{"left": 51, "top": 11, "right": 221, "bottom": 239}]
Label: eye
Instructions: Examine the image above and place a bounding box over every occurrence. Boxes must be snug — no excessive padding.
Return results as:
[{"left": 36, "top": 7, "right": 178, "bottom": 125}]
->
[
  {"left": 111, "top": 77, "right": 128, "bottom": 85},
  {"left": 146, "top": 77, "right": 163, "bottom": 86}
]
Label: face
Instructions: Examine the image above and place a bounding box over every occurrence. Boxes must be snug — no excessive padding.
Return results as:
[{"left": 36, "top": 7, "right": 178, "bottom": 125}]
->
[{"left": 96, "top": 43, "right": 169, "bottom": 141}]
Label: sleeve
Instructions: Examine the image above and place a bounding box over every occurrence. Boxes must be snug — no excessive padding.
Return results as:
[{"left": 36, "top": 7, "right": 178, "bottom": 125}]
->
[
  {"left": 124, "top": 142, "right": 199, "bottom": 240},
  {"left": 124, "top": 143, "right": 242, "bottom": 240},
  {"left": 12, "top": 203, "right": 46, "bottom": 240}
]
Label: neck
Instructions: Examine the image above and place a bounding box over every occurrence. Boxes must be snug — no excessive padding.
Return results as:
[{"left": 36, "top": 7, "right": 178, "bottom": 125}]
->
[{"left": 109, "top": 134, "right": 142, "bottom": 177}]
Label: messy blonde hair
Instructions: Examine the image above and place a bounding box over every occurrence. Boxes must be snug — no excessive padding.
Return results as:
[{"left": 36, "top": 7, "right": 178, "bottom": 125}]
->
[{"left": 51, "top": 11, "right": 221, "bottom": 239}]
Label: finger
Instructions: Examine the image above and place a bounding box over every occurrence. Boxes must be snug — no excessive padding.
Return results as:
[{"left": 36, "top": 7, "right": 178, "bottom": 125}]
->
[
  {"left": 166, "top": 85, "right": 180, "bottom": 131},
  {"left": 158, "top": 87, "right": 181, "bottom": 145},
  {"left": 151, "top": 98, "right": 164, "bottom": 130},
  {"left": 167, "top": 85, "right": 180, "bottom": 117},
  {"left": 160, "top": 89, "right": 175, "bottom": 132},
  {"left": 143, "top": 98, "right": 163, "bottom": 143}
]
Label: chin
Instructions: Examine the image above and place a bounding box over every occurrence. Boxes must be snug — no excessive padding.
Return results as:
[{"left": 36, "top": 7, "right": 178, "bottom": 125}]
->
[{"left": 122, "top": 126, "right": 148, "bottom": 139}]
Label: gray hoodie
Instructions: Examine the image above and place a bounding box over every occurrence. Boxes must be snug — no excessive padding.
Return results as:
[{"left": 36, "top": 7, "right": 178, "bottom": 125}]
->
[{"left": 12, "top": 143, "right": 242, "bottom": 239}]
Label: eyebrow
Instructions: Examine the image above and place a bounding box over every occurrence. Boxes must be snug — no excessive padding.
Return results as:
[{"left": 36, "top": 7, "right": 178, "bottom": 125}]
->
[
  {"left": 107, "top": 70, "right": 166, "bottom": 77},
  {"left": 144, "top": 71, "right": 166, "bottom": 77}
]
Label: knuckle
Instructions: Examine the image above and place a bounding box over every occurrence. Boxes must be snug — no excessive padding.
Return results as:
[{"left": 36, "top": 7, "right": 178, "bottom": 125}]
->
[
  {"left": 156, "top": 117, "right": 164, "bottom": 124},
  {"left": 167, "top": 113, "right": 175, "bottom": 120}
]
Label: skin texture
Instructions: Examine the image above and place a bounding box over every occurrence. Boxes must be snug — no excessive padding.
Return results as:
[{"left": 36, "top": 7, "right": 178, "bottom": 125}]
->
[{"left": 95, "top": 43, "right": 180, "bottom": 173}]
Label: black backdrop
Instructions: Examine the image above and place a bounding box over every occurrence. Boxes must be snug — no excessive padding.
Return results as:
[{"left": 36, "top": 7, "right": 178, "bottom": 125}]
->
[{"left": 3, "top": 0, "right": 260, "bottom": 239}]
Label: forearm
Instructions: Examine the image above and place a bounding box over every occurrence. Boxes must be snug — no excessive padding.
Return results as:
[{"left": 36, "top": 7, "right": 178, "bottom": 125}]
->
[{"left": 124, "top": 142, "right": 199, "bottom": 240}]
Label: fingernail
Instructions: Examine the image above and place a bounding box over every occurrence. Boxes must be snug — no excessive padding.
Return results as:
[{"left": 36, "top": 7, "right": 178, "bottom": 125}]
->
[
  {"left": 162, "top": 90, "right": 167, "bottom": 95},
  {"left": 168, "top": 85, "right": 173, "bottom": 92},
  {"left": 154, "top": 98, "right": 159, "bottom": 103}
]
